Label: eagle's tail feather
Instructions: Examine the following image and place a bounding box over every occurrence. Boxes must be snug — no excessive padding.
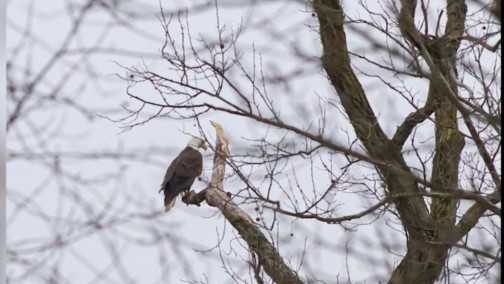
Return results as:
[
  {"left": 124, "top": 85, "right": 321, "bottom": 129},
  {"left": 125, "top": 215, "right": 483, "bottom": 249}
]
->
[
  {"left": 163, "top": 190, "right": 178, "bottom": 212},
  {"left": 164, "top": 197, "right": 176, "bottom": 211}
]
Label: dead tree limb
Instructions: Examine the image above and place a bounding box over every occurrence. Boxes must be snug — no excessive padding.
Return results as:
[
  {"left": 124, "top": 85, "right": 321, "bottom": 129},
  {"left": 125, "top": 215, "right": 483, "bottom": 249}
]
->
[{"left": 182, "top": 121, "right": 304, "bottom": 284}]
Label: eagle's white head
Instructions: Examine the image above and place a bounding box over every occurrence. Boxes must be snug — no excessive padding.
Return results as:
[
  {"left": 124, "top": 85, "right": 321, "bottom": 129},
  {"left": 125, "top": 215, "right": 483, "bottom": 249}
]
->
[{"left": 187, "top": 137, "right": 208, "bottom": 152}]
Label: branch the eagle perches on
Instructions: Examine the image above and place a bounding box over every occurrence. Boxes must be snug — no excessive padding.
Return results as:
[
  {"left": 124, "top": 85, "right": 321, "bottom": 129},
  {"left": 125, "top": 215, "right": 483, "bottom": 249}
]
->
[{"left": 181, "top": 121, "right": 303, "bottom": 284}]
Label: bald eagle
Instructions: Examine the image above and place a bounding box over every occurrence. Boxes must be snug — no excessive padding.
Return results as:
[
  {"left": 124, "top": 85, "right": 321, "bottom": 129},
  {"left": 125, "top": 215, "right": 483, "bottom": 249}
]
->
[{"left": 159, "top": 137, "right": 207, "bottom": 211}]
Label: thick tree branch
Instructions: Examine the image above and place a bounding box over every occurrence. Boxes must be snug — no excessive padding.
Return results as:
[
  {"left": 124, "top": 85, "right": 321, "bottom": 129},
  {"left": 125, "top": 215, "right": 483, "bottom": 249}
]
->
[
  {"left": 182, "top": 122, "right": 304, "bottom": 284},
  {"left": 392, "top": 105, "right": 436, "bottom": 147},
  {"left": 400, "top": 0, "right": 500, "bottom": 190},
  {"left": 425, "top": 0, "right": 467, "bottom": 251},
  {"left": 313, "top": 0, "right": 432, "bottom": 242},
  {"left": 388, "top": 1, "right": 468, "bottom": 283}
]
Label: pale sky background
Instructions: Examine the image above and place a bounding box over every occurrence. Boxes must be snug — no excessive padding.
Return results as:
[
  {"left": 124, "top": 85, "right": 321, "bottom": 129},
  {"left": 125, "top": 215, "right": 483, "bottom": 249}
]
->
[
  {"left": 6, "top": 0, "right": 500, "bottom": 283},
  {"left": 1, "top": 0, "right": 7, "bottom": 282}
]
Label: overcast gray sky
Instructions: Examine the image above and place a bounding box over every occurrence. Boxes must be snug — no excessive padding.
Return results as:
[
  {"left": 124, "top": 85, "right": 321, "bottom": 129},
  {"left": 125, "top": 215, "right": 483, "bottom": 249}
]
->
[{"left": 6, "top": 0, "right": 500, "bottom": 283}]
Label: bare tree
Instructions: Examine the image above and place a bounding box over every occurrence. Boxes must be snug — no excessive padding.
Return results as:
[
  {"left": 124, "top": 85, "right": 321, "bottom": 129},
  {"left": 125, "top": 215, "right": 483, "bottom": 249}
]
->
[
  {"left": 7, "top": 0, "right": 500, "bottom": 283},
  {"left": 119, "top": 0, "right": 501, "bottom": 283}
]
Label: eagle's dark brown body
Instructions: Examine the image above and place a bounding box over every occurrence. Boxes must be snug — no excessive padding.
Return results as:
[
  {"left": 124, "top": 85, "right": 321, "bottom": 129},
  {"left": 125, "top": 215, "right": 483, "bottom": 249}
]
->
[{"left": 160, "top": 146, "right": 203, "bottom": 210}]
